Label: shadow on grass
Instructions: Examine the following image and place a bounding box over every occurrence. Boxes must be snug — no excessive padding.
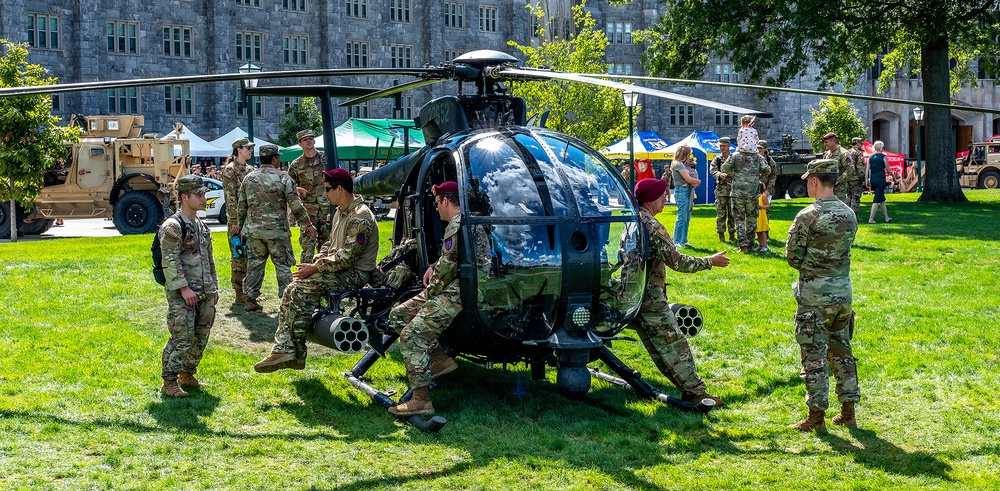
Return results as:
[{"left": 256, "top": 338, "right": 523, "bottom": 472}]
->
[
  {"left": 821, "top": 427, "right": 953, "bottom": 481},
  {"left": 223, "top": 303, "right": 279, "bottom": 343},
  {"left": 147, "top": 389, "right": 222, "bottom": 431}
]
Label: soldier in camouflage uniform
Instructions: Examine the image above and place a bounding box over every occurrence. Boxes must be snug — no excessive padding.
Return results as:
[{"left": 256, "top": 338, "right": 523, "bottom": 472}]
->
[
  {"left": 158, "top": 175, "right": 219, "bottom": 398},
  {"left": 288, "top": 129, "right": 332, "bottom": 263},
  {"left": 785, "top": 158, "right": 860, "bottom": 431},
  {"left": 388, "top": 181, "right": 492, "bottom": 417},
  {"left": 222, "top": 138, "right": 254, "bottom": 303},
  {"left": 722, "top": 141, "right": 771, "bottom": 253},
  {"left": 237, "top": 145, "right": 317, "bottom": 312},
  {"left": 630, "top": 178, "right": 729, "bottom": 406},
  {"left": 821, "top": 132, "right": 855, "bottom": 207},
  {"left": 709, "top": 136, "right": 735, "bottom": 242},
  {"left": 254, "top": 168, "right": 379, "bottom": 372},
  {"left": 848, "top": 137, "right": 867, "bottom": 214}
]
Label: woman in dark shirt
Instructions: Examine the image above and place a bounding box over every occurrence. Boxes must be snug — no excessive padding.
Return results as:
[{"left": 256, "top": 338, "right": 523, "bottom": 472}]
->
[{"left": 865, "top": 140, "right": 895, "bottom": 223}]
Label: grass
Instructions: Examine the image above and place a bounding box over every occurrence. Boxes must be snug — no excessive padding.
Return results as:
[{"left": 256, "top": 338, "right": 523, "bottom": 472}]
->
[{"left": 1, "top": 191, "right": 999, "bottom": 490}]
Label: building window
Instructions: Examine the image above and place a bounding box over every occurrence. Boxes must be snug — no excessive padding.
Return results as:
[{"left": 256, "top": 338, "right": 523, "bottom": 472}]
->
[
  {"left": 108, "top": 88, "right": 139, "bottom": 114},
  {"left": 669, "top": 105, "right": 694, "bottom": 127},
  {"left": 51, "top": 94, "right": 61, "bottom": 112},
  {"left": 606, "top": 22, "right": 632, "bottom": 44},
  {"left": 390, "top": 0, "right": 410, "bottom": 23},
  {"left": 531, "top": 15, "right": 539, "bottom": 38},
  {"left": 284, "top": 97, "right": 302, "bottom": 110},
  {"left": 444, "top": 49, "right": 461, "bottom": 62},
  {"left": 284, "top": 36, "right": 308, "bottom": 66},
  {"left": 715, "top": 110, "right": 737, "bottom": 126},
  {"left": 237, "top": 97, "right": 263, "bottom": 118},
  {"left": 607, "top": 63, "right": 633, "bottom": 75},
  {"left": 282, "top": 0, "right": 306, "bottom": 11},
  {"left": 444, "top": 2, "right": 464, "bottom": 28},
  {"left": 346, "top": 41, "right": 368, "bottom": 68},
  {"left": 349, "top": 102, "right": 369, "bottom": 119},
  {"left": 165, "top": 85, "right": 194, "bottom": 116},
  {"left": 397, "top": 95, "right": 413, "bottom": 119},
  {"left": 347, "top": 0, "right": 368, "bottom": 18},
  {"left": 236, "top": 31, "right": 262, "bottom": 63},
  {"left": 479, "top": 5, "right": 498, "bottom": 32},
  {"left": 26, "top": 13, "right": 59, "bottom": 49},
  {"left": 163, "top": 25, "right": 192, "bottom": 58},
  {"left": 714, "top": 64, "right": 738, "bottom": 83},
  {"left": 107, "top": 21, "right": 138, "bottom": 54},
  {"left": 391, "top": 44, "right": 413, "bottom": 69},
  {"left": 237, "top": 0, "right": 261, "bottom": 6}
]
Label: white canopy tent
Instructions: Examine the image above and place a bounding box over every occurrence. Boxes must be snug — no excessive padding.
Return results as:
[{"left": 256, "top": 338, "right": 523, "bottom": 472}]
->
[
  {"left": 209, "top": 127, "right": 281, "bottom": 157},
  {"left": 160, "top": 124, "right": 230, "bottom": 157}
]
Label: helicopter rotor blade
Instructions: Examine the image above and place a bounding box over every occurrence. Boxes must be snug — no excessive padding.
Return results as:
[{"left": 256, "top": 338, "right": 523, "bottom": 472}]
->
[
  {"left": 499, "top": 68, "right": 772, "bottom": 117},
  {"left": 339, "top": 77, "right": 448, "bottom": 107}
]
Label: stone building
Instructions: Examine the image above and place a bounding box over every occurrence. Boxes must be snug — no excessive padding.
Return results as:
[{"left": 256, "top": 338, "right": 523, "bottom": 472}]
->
[{"left": 2, "top": 0, "right": 998, "bottom": 158}]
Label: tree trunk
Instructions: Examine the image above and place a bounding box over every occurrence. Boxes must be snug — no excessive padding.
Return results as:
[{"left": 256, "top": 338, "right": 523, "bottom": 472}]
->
[
  {"left": 919, "top": 34, "right": 967, "bottom": 203},
  {"left": 8, "top": 197, "right": 16, "bottom": 243}
]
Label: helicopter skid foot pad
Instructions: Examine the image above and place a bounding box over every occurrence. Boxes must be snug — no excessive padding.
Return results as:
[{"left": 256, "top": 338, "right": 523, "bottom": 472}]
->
[{"left": 407, "top": 415, "right": 448, "bottom": 433}]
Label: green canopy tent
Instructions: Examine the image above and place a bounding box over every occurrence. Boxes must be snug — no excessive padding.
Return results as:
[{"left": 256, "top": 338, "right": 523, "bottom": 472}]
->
[{"left": 279, "top": 118, "right": 425, "bottom": 163}]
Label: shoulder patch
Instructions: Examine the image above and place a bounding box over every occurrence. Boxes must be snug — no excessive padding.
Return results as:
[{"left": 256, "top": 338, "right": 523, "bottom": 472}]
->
[
  {"left": 356, "top": 233, "right": 366, "bottom": 245},
  {"left": 444, "top": 238, "right": 453, "bottom": 251},
  {"left": 656, "top": 223, "right": 669, "bottom": 237},
  {"left": 163, "top": 222, "right": 181, "bottom": 239}
]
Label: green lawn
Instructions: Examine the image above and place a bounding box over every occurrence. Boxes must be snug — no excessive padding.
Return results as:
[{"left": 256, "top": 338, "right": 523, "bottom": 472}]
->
[{"left": 1, "top": 191, "right": 998, "bottom": 490}]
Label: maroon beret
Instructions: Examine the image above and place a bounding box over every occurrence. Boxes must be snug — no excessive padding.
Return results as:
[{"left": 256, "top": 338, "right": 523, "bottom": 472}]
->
[
  {"left": 432, "top": 181, "right": 458, "bottom": 195},
  {"left": 323, "top": 168, "right": 352, "bottom": 181},
  {"left": 634, "top": 178, "right": 668, "bottom": 203},
  {"left": 821, "top": 132, "right": 838, "bottom": 141}
]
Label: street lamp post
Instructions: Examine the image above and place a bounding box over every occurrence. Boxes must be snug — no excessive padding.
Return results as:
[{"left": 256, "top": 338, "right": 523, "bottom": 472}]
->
[
  {"left": 913, "top": 106, "right": 924, "bottom": 192},
  {"left": 239, "top": 62, "right": 262, "bottom": 164},
  {"left": 623, "top": 90, "right": 639, "bottom": 191}
]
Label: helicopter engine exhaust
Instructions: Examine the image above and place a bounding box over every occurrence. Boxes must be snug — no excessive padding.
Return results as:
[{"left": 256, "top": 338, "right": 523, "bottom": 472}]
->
[
  {"left": 308, "top": 315, "right": 369, "bottom": 354},
  {"left": 669, "top": 303, "right": 704, "bottom": 337}
]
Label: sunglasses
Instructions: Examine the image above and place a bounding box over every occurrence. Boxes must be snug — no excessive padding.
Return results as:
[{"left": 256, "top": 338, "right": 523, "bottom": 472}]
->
[{"left": 324, "top": 185, "right": 334, "bottom": 191}]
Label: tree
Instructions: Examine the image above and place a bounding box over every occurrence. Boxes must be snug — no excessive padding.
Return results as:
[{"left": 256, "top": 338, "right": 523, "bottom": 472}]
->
[
  {"left": 277, "top": 97, "right": 322, "bottom": 147},
  {"left": 802, "top": 97, "right": 868, "bottom": 153},
  {"left": 637, "top": 0, "right": 1000, "bottom": 202},
  {"left": 0, "top": 40, "right": 81, "bottom": 240},
  {"left": 508, "top": 2, "right": 637, "bottom": 150}
]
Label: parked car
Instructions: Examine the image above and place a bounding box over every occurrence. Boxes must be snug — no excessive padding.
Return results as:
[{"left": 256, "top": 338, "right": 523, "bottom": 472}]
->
[{"left": 197, "top": 178, "right": 227, "bottom": 224}]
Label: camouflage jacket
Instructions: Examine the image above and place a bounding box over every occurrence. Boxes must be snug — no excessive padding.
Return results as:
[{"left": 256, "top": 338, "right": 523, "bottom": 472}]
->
[
  {"left": 287, "top": 152, "right": 331, "bottom": 210},
  {"left": 849, "top": 148, "right": 866, "bottom": 185},
  {"left": 426, "top": 214, "right": 491, "bottom": 296},
  {"left": 762, "top": 154, "right": 777, "bottom": 193},
  {"left": 159, "top": 212, "right": 218, "bottom": 294},
  {"left": 236, "top": 164, "right": 312, "bottom": 239},
  {"left": 221, "top": 158, "right": 250, "bottom": 228},
  {"left": 823, "top": 146, "right": 854, "bottom": 193},
  {"left": 639, "top": 207, "right": 712, "bottom": 296},
  {"left": 785, "top": 195, "right": 857, "bottom": 306},
  {"left": 709, "top": 153, "right": 733, "bottom": 196},
  {"left": 314, "top": 196, "right": 379, "bottom": 273},
  {"left": 721, "top": 151, "right": 771, "bottom": 198}
]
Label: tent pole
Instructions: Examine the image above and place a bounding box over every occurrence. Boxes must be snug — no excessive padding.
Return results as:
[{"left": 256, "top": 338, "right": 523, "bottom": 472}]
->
[{"left": 320, "top": 90, "right": 339, "bottom": 171}]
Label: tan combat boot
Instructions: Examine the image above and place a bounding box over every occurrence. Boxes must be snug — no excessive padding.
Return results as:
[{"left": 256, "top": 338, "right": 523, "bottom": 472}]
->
[
  {"left": 832, "top": 402, "right": 857, "bottom": 427},
  {"left": 178, "top": 372, "right": 203, "bottom": 388},
  {"left": 683, "top": 392, "right": 724, "bottom": 407},
  {"left": 234, "top": 286, "right": 248, "bottom": 303},
  {"left": 253, "top": 353, "right": 297, "bottom": 373},
  {"left": 160, "top": 379, "right": 189, "bottom": 398},
  {"left": 388, "top": 386, "right": 435, "bottom": 416},
  {"left": 429, "top": 348, "right": 458, "bottom": 379},
  {"left": 244, "top": 297, "right": 263, "bottom": 312},
  {"left": 789, "top": 409, "right": 826, "bottom": 431}
]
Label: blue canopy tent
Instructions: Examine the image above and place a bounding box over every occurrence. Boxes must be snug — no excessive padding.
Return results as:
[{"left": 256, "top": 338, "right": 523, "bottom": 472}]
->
[
  {"left": 663, "top": 131, "right": 725, "bottom": 205},
  {"left": 601, "top": 131, "right": 672, "bottom": 160}
]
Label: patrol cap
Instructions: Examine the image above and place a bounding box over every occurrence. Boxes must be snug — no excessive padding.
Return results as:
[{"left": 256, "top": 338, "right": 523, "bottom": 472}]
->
[
  {"left": 232, "top": 137, "right": 255, "bottom": 150},
  {"left": 851, "top": 137, "right": 863, "bottom": 144},
  {"left": 175, "top": 174, "right": 208, "bottom": 195},
  {"left": 323, "top": 168, "right": 352, "bottom": 182},
  {"left": 634, "top": 178, "right": 668, "bottom": 203},
  {"left": 258, "top": 144, "right": 280, "bottom": 157},
  {"left": 297, "top": 129, "right": 316, "bottom": 141},
  {"left": 432, "top": 181, "right": 459, "bottom": 195},
  {"left": 801, "top": 158, "right": 839, "bottom": 179},
  {"left": 821, "top": 132, "right": 838, "bottom": 141},
  {"left": 757, "top": 140, "right": 767, "bottom": 148},
  {"left": 718, "top": 136, "right": 731, "bottom": 144}
]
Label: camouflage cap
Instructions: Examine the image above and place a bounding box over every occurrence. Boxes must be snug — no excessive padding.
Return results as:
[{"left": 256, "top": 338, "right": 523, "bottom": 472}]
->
[
  {"left": 232, "top": 137, "right": 255, "bottom": 150},
  {"left": 175, "top": 174, "right": 208, "bottom": 195},
  {"left": 296, "top": 129, "right": 316, "bottom": 141},
  {"left": 757, "top": 140, "right": 767, "bottom": 148},
  {"left": 801, "top": 158, "right": 839, "bottom": 179},
  {"left": 259, "top": 144, "right": 280, "bottom": 157},
  {"left": 718, "top": 136, "right": 731, "bottom": 144},
  {"left": 851, "top": 137, "right": 863, "bottom": 144}
]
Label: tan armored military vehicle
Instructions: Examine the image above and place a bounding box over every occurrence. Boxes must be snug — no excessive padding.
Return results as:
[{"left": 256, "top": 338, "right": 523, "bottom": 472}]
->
[
  {"left": 2, "top": 115, "right": 191, "bottom": 238},
  {"left": 956, "top": 135, "right": 1000, "bottom": 189}
]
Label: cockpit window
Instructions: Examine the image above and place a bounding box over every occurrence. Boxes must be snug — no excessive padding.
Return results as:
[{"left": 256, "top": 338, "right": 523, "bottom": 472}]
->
[
  {"left": 537, "top": 132, "right": 637, "bottom": 218},
  {"left": 464, "top": 135, "right": 568, "bottom": 217}
]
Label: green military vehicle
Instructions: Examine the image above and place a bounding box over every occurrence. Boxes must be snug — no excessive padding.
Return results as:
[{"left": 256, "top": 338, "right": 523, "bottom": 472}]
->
[
  {"left": 769, "top": 134, "right": 817, "bottom": 199},
  {"left": 0, "top": 115, "right": 191, "bottom": 238}
]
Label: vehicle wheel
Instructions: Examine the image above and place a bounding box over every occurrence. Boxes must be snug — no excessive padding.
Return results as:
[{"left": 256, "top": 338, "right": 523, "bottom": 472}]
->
[
  {"left": 786, "top": 179, "right": 808, "bottom": 199},
  {"left": 0, "top": 202, "right": 26, "bottom": 239},
  {"left": 20, "top": 218, "right": 54, "bottom": 235},
  {"left": 217, "top": 202, "right": 228, "bottom": 225},
  {"left": 979, "top": 170, "right": 1000, "bottom": 189},
  {"left": 113, "top": 191, "right": 163, "bottom": 235}
]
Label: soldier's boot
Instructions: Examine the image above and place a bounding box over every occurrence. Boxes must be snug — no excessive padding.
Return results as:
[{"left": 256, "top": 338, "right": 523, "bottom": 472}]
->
[
  {"left": 160, "top": 379, "right": 189, "bottom": 398},
  {"left": 789, "top": 409, "right": 826, "bottom": 431},
  {"left": 728, "top": 232, "right": 736, "bottom": 242},
  {"left": 683, "top": 392, "right": 724, "bottom": 407},
  {"left": 429, "top": 348, "right": 458, "bottom": 379},
  {"left": 388, "top": 386, "right": 435, "bottom": 416},
  {"left": 244, "top": 297, "right": 263, "bottom": 312},
  {"left": 253, "top": 353, "right": 297, "bottom": 373},
  {"left": 718, "top": 232, "right": 726, "bottom": 242},
  {"left": 234, "top": 286, "right": 248, "bottom": 303},
  {"left": 178, "top": 372, "right": 204, "bottom": 388},
  {"left": 832, "top": 402, "right": 857, "bottom": 428}
]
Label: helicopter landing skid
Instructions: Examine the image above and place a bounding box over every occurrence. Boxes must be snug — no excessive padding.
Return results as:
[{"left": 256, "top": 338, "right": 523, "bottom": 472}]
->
[{"left": 591, "top": 347, "right": 714, "bottom": 414}]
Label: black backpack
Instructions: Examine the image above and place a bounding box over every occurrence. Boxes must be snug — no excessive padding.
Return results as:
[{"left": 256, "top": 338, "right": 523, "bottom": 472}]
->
[{"left": 152, "top": 212, "right": 189, "bottom": 285}]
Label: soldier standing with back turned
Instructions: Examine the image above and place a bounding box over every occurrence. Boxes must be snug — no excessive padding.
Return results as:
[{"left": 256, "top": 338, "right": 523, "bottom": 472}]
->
[
  {"left": 722, "top": 138, "right": 770, "bottom": 253},
  {"left": 848, "top": 137, "right": 866, "bottom": 213},
  {"left": 288, "top": 129, "right": 332, "bottom": 263},
  {"left": 786, "top": 158, "right": 860, "bottom": 431},
  {"left": 709, "top": 136, "right": 735, "bottom": 242}
]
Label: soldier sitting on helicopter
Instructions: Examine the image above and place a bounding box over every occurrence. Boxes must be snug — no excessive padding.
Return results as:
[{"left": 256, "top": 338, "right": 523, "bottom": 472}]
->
[
  {"left": 252, "top": 168, "right": 380, "bottom": 373},
  {"left": 631, "top": 178, "right": 730, "bottom": 406}
]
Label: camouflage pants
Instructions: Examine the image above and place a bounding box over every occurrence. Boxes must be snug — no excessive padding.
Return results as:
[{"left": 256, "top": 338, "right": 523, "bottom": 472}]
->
[
  {"left": 632, "top": 290, "right": 707, "bottom": 396},
  {"left": 162, "top": 292, "right": 215, "bottom": 380},
  {"left": 848, "top": 184, "right": 863, "bottom": 214},
  {"left": 715, "top": 195, "right": 735, "bottom": 235},
  {"left": 389, "top": 283, "right": 462, "bottom": 389},
  {"left": 243, "top": 236, "right": 296, "bottom": 300},
  {"left": 272, "top": 268, "right": 369, "bottom": 358},
  {"left": 730, "top": 196, "right": 759, "bottom": 249},
  {"left": 834, "top": 184, "right": 851, "bottom": 206},
  {"left": 298, "top": 203, "right": 331, "bottom": 264},
  {"left": 794, "top": 303, "right": 860, "bottom": 411},
  {"left": 228, "top": 232, "right": 247, "bottom": 296}
]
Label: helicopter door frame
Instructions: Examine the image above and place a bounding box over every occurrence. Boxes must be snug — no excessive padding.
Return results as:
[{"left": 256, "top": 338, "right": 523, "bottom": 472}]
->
[{"left": 413, "top": 149, "right": 461, "bottom": 273}]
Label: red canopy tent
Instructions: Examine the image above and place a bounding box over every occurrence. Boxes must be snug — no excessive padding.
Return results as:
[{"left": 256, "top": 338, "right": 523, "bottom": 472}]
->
[{"left": 861, "top": 140, "right": 905, "bottom": 179}]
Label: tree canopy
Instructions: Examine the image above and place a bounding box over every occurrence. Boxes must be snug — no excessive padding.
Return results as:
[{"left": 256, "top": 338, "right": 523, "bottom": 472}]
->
[
  {"left": 637, "top": 0, "right": 1000, "bottom": 202},
  {"left": 508, "top": 3, "right": 637, "bottom": 151},
  {"left": 802, "top": 97, "right": 868, "bottom": 153},
  {"left": 277, "top": 97, "right": 322, "bottom": 147}
]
